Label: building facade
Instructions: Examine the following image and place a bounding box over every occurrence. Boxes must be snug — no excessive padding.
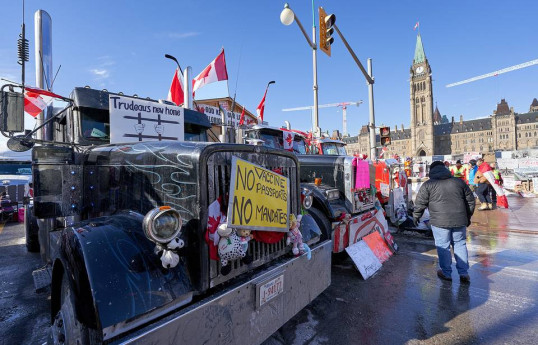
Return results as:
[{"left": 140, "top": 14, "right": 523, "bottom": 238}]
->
[{"left": 344, "top": 34, "right": 538, "bottom": 158}]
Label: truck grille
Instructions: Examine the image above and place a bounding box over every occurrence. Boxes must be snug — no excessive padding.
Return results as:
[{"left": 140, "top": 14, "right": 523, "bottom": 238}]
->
[{"left": 205, "top": 150, "right": 298, "bottom": 287}]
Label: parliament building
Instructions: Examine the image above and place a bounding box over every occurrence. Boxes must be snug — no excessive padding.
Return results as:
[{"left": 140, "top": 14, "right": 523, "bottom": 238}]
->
[{"left": 344, "top": 34, "right": 538, "bottom": 158}]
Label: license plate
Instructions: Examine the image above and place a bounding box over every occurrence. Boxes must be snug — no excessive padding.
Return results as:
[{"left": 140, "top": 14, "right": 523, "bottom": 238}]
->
[{"left": 256, "top": 274, "right": 284, "bottom": 308}]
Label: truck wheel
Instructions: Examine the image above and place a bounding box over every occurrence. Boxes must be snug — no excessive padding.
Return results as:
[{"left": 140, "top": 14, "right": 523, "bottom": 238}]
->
[
  {"left": 308, "top": 207, "right": 332, "bottom": 241},
  {"left": 51, "top": 274, "right": 98, "bottom": 345},
  {"left": 25, "top": 215, "right": 40, "bottom": 253}
]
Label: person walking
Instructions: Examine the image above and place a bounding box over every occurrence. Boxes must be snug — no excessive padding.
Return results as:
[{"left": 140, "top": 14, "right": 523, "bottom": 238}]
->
[
  {"left": 467, "top": 160, "right": 478, "bottom": 193},
  {"left": 413, "top": 161, "right": 475, "bottom": 283},
  {"left": 474, "top": 158, "right": 493, "bottom": 210}
]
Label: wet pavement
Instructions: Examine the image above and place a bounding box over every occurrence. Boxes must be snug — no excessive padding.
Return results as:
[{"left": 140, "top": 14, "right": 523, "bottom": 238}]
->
[
  {"left": 266, "top": 194, "right": 538, "bottom": 345},
  {"left": 0, "top": 220, "right": 49, "bottom": 345},
  {"left": 1, "top": 194, "right": 538, "bottom": 344}
]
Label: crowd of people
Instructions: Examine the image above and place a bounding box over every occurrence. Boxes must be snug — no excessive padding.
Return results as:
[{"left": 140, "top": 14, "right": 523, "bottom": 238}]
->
[{"left": 445, "top": 159, "right": 503, "bottom": 210}]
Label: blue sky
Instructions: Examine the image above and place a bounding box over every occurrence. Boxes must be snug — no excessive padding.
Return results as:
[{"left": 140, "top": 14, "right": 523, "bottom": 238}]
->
[{"left": 1, "top": 0, "right": 537, "bottom": 137}]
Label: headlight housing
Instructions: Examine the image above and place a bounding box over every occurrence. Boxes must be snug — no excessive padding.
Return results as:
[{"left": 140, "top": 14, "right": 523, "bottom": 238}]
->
[
  {"left": 325, "top": 189, "right": 340, "bottom": 201},
  {"left": 143, "top": 206, "right": 183, "bottom": 244}
]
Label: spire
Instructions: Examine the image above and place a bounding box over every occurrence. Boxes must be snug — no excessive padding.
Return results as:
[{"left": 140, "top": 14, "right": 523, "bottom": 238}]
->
[
  {"left": 433, "top": 104, "right": 442, "bottom": 124},
  {"left": 414, "top": 34, "right": 426, "bottom": 64}
]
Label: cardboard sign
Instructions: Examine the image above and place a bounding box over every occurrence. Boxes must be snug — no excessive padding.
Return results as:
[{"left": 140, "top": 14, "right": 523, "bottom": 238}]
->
[
  {"left": 380, "top": 183, "right": 390, "bottom": 198},
  {"left": 109, "top": 95, "right": 184, "bottom": 143},
  {"left": 363, "top": 231, "right": 393, "bottom": 263},
  {"left": 345, "top": 240, "right": 382, "bottom": 280},
  {"left": 227, "top": 156, "right": 290, "bottom": 231}
]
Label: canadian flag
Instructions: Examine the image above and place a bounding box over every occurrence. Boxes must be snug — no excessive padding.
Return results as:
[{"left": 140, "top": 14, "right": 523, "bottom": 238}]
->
[
  {"left": 379, "top": 146, "right": 388, "bottom": 158},
  {"left": 238, "top": 106, "right": 246, "bottom": 126},
  {"left": 283, "top": 130, "right": 295, "bottom": 151},
  {"left": 256, "top": 88, "right": 268, "bottom": 123},
  {"left": 24, "top": 86, "right": 64, "bottom": 118},
  {"left": 167, "top": 68, "right": 184, "bottom": 106},
  {"left": 192, "top": 49, "right": 228, "bottom": 93},
  {"left": 413, "top": 21, "right": 419, "bottom": 31},
  {"left": 205, "top": 197, "right": 225, "bottom": 261}
]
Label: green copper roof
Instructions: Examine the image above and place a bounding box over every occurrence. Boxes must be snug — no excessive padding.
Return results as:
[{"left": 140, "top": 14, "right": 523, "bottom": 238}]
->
[{"left": 414, "top": 34, "right": 426, "bottom": 64}]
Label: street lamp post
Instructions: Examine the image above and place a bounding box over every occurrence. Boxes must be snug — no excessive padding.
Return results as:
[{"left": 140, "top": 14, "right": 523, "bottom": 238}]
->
[{"left": 280, "top": 3, "right": 320, "bottom": 137}]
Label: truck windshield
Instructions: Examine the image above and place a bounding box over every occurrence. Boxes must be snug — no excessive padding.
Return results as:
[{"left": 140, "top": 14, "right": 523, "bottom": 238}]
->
[
  {"left": 293, "top": 138, "right": 307, "bottom": 154},
  {"left": 321, "top": 143, "right": 347, "bottom": 155},
  {"left": 251, "top": 132, "right": 307, "bottom": 154},
  {"left": 185, "top": 124, "right": 208, "bottom": 142},
  {"left": 81, "top": 108, "right": 110, "bottom": 141}
]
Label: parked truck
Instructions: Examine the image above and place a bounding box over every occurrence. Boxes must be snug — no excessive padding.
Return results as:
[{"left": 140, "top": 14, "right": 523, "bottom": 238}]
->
[
  {"left": 244, "top": 125, "right": 376, "bottom": 252},
  {"left": 1, "top": 85, "right": 331, "bottom": 344}
]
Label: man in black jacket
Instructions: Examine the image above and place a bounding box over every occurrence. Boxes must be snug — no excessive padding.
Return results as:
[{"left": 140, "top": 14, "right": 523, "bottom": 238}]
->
[{"left": 413, "top": 161, "right": 475, "bottom": 283}]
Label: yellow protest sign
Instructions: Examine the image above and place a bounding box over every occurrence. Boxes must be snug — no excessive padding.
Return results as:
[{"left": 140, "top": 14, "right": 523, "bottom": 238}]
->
[{"left": 227, "top": 156, "right": 290, "bottom": 231}]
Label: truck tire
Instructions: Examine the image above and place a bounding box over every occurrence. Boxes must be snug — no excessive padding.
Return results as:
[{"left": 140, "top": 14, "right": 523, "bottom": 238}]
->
[
  {"left": 25, "top": 214, "right": 40, "bottom": 253},
  {"left": 308, "top": 207, "right": 332, "bottom": 241},
  {"left": 51, "top": 274, "right": 100, "bottom": 345}
]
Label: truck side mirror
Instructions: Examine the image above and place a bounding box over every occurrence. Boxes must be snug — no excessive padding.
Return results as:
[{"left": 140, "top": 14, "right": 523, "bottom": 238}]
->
[{"left": 1, "top": 90, "right": 25, "bottom": 133}]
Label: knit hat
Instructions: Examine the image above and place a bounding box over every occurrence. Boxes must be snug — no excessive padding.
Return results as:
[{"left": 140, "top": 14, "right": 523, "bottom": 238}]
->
[{"left": 430, "top": 161, "right": 445, "bottom": 170}]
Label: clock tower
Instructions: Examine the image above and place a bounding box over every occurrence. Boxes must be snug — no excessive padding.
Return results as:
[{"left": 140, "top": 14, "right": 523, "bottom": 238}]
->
[{"left": 410, "top": 34, "right": 434, "bottom": 156}]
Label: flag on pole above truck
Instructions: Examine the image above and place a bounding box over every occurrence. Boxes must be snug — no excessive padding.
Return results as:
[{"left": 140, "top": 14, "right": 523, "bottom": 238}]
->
[{"left": 192, "top": 49, "right": 228, "bottom": 92}]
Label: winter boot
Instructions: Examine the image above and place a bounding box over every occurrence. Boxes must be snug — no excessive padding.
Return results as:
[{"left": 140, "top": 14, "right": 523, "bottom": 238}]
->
[
  {"left": 478, "top": 203, "right": 488, "bottom": 211},
  {"left": 488, "top": 203, "right": 493, "bottom": 210}
]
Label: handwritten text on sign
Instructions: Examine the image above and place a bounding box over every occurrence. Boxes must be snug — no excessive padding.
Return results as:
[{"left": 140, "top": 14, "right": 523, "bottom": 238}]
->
[{"left": 227, "top": 157, "right": 290, "bottom": 231}]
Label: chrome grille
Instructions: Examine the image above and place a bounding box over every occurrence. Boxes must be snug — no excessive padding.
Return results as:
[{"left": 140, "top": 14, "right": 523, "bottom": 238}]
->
[{"left": 206, "top": 151, "right": 298, "bottom": 287}]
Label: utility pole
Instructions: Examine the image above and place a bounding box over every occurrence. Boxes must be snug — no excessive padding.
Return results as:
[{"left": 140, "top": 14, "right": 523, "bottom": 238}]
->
[
  {"left": 367, "top": 59, "right": 376, "bottom": 159},
  {"left": 333, "top": 24, "right": 376, "bottom": 158}
]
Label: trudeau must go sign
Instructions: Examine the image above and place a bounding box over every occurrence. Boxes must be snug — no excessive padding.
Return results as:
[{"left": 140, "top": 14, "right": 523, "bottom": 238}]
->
[{"left": 227, "top": 157, "right": 290, "bottom": 232}]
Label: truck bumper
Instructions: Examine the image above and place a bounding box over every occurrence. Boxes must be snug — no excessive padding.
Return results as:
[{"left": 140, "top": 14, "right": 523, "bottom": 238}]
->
[{"left": 117, "top": 240, "right": 332, "bottom": 345}]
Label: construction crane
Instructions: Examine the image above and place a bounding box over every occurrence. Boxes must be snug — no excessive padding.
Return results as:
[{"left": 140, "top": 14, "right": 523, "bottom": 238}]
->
[
  {"left": 282, "top": 101, "right": 363, "bottom": 136},
  {"left": 446, "top": 59, "right": 538, "bottom": 88}
]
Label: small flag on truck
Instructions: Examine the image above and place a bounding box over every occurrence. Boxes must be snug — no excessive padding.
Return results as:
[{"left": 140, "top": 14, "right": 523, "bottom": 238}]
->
[{"left": 24, "top": 86, "right": 64, "bottom": 117}]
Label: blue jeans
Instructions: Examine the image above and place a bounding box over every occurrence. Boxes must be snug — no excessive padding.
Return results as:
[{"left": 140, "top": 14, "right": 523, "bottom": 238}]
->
[{"left": 431, "top": 225, "right": 469, "bottom": 277}]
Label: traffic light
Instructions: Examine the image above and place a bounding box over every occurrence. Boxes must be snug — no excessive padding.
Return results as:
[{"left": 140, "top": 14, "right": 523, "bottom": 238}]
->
[
  {"left": 380, "top": 126, "right": 391, "bottom": 146},
  {"left": 319, "top": 7, "right": 336, "bottom": 57}
]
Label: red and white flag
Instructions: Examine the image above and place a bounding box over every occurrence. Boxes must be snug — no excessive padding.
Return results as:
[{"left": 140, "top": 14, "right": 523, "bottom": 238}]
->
[
  {"left": 379, "top": 146, "right": 388, "bottom": 158},
  {"left": 167, "top": 68, "right": 184, "bottom": 106},
  {"left": 283, "top": 130, "right": 295, "bottom": 151},
  {"left": 192, "top": 49, "right": 228, "bottom": 93},
  {"left": 413, "top": 21, "right": 419, "bottom": 31},
  {"left": 24, "top": 86, "right": 64, "bottom": 118},
  {"left": 256, "top": 88, "right": 268, "bottom": 123},
  {"left": 238, "top": 106, "right": 246, "bottom": 126}
]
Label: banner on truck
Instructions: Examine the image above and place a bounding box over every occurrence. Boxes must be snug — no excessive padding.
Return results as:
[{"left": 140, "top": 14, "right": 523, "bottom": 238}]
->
[
  {"left": 196, "top": 104, "right": 242, "bottom": 126},
  {"left": 227, "top": 157, "right": 290, "bottom": 231},
  {"left": 109, "top": 95, "right": 184, "bottom": 143}
]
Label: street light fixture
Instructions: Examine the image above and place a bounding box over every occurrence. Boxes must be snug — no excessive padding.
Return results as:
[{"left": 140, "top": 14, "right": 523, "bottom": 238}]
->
[
  {"left": 280, "top": 4, "right": 294, "bottom": 26},
  {"left": 280, "top": 3, "right": 320, "bottom": 137}
]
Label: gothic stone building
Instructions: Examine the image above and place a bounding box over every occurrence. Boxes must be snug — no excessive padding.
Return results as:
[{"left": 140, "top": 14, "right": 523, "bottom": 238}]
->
[{"left": 344, "top": 34, "right": 538, "bottom": 158}]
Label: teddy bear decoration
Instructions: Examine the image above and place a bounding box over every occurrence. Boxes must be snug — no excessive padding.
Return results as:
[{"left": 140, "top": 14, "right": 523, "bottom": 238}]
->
[
  {"left": 287, "top": 214, "right": 311, "bottom": 260},
  {"left": 217, "top": 223, "right": 253, "bottom": 275}
]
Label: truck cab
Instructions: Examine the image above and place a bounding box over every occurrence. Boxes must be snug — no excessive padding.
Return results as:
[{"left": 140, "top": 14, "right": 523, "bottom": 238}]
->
[
  {"left": 310, "top": 138, "right": 348, "bottom": 156},
  {"left": 245, "top": 126, "right": 376, "bottom": 251},
  {"left": 1, "top": 86, "right": 331, "bottom": 345}
]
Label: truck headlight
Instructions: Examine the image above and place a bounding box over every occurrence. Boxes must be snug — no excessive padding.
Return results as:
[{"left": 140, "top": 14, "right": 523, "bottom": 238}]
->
[
  {"left": 301, "top": 188, "right": 313, "bottom": 209},
  {"left": 143, "top": 206, "right": 183, "bottom": 244},
  {"left": 303, "top": 195, "right": 313, "bottom": 209},
  {"left": 325, "top": 189, "right": 340, "bottom": 201}
]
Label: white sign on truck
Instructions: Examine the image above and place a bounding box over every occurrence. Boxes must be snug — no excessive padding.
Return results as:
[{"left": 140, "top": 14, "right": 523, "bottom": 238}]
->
[{"left": 109, "top": 95, "right": 184, "bottom": 143}]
